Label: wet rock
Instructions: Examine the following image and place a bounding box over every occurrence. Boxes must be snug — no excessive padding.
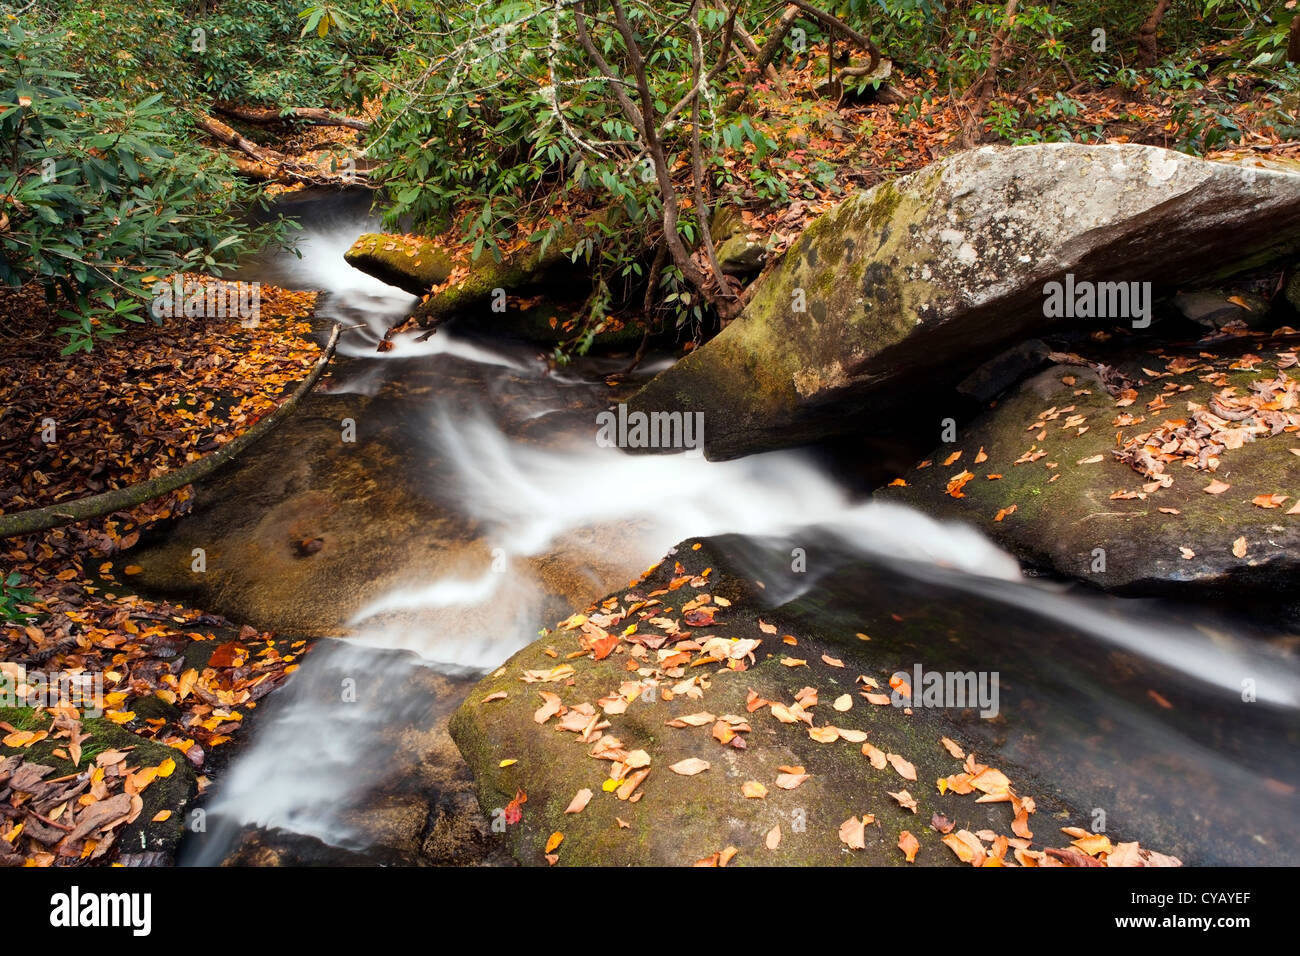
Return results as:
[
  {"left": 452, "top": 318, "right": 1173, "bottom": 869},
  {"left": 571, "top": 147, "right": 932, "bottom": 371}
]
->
[
  {"left": 629, "top": 143, "right": 1300, "bottom": 459},
  {"left": 956, "top": 339, "right": 1051, "bottom": 404},
  {"left": 451, "top": 535, "right": 1298, "bottom": 866},
  {"left": 877, "top": 355, "right": 1300, "bottom": 595},
  {"left": 450, "top": 541, "right": 1089, "bottom": 867},
  {"left": 343, "top": 234, "right": 455, "bottom": 297},
  {"left": 126, "top": 355, "right": 650, "bottom": 634},
  {"left": 1174, "top": 290, "right": 1272, "bottom": 329}
]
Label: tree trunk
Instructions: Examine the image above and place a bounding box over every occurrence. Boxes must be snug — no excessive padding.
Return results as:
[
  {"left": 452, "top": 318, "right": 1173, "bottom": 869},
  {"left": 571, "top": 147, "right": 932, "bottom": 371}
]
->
[
  {"left": 0, "top": 324, "right": 340, "bottom": 539},
  {"left": 1288, "top": 12, "right": 1300, "bottom": 64},
  {"left": 1137, "top": 0, "right": 1173, "bottom": 68}
]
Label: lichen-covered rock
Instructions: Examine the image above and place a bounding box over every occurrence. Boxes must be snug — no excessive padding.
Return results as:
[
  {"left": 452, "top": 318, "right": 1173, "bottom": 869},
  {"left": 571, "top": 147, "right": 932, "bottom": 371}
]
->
[
  {"left": 876, "top": 351, "right": 1300, "bottom": 594},
  {"left": 343, "top": 234, "right": 455, "bottom": 297},
  {"left": 630, "top": 143, "right": 1300, "bottom": 459}
]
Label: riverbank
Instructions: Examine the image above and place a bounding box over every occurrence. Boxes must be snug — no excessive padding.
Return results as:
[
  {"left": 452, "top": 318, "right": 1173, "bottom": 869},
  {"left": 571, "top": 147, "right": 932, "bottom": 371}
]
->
[{"left": 0, "top": 286, "right": 326, "bottom": 865}]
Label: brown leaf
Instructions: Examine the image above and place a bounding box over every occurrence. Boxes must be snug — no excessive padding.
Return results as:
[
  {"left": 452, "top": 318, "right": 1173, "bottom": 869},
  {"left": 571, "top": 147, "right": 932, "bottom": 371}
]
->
[
  {"left": 669, "top": 757, "right": 710, "bottom": 776},
  {"left": 888, "top": 789, "right": 918, "bottom": 813},
  {"left": 564, "top": 788, "right": 593, "bottom": 814},
  {"left": 838, "top": 815, "right": 867, "bottom": 850},
  {"left": 886, "top": 753, "right": 917, "bottom": 781},
  {"left": 898, "top": 830, "right": 920, "bottom": 863}
]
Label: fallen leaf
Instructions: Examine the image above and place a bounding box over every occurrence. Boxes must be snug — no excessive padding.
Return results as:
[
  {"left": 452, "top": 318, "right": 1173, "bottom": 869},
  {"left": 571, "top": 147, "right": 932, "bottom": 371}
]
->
[
  {"left": 898, "top": 830, "right": 920, "bottom": 862},
  {"left": 775, "top": 772, "right": 809, "bottom": 790},
  {"left": 765, "top": 823, "right": 782, "bottom": 849},
  {"left": 862, "top": 742, "right": 888, "bottom": 770},
  {"left": 886, "top": 753, "right": 917, "bottom": 781},
  {"left": 839, "top": 815, "right": 869, "bottom": 850},
  {"left": 669, "top": 757, "right": 710, "bottom": 776},
  {"left": 565, "top": 789, "right": 593, "bottom": 814},
  {"left": 888, "top": 789, "right": 918, "bottom": 813}
]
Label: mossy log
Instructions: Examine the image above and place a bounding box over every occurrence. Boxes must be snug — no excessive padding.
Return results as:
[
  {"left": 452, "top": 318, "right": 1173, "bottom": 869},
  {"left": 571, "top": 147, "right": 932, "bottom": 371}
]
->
[{"left": 0, "top": 324, "right": 341, "bottom": 539}]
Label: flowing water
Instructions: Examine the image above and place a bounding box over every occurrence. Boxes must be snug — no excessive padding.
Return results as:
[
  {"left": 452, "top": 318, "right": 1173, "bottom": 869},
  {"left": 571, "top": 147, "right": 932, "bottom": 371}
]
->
[{"left": 179, "top": 190, "right": 1300, "bottom": 866}]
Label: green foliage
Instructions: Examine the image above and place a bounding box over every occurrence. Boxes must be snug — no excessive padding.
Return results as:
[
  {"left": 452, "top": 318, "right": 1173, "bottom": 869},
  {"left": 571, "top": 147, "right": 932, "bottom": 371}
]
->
[
  {"left": 365, "top": 1, "right": 758, "bottom": 345},
  {"left": 48, "top": 0, "right": 394, "bottom": 113},
  {"left": 0, "top": 25, "right": 296, "bottom": 352},
  {"left": 0, "top": 572, "right": 35, "bottom": 624}
]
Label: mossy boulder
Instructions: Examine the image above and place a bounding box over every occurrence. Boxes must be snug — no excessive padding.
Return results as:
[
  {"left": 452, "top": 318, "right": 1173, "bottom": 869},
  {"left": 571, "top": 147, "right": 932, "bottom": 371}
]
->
[
  {"left": 343, "top": 234, "right": 455, "bottom": 297},
  {"left": 449, "top": 539, "right": 1102, "bottom": 867},
  {"left": 630, "top": 143, "right": 1300, "bottom": 459},
  {"left": 344, "top": 213, "right": 648, "bottom": 349},
  {"left": 0, "top": 707, "right": 198, "bottom": 864},
  {"left": 876, "top": 353, "right": 1300, "bottom": 595},
  {"left": 716, "top": 232, "right": 769, "bottom": 278}
]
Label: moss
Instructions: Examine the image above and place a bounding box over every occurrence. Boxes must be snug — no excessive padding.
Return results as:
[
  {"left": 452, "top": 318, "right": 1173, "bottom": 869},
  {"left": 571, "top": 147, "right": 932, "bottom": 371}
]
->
[
  {"left": 878, "top": 360, "right": 1300, "bottom": 594},
  {"left": 343, "top": 233, "right": 455, "bottom": 296},
  {"left": 0, "top": 706, "right": 198, "bottom": 862}
]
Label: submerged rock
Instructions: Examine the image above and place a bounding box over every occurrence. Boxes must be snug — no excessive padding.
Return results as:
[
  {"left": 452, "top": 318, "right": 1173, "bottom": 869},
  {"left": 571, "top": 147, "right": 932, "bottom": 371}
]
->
[{"left": 629, "top": 143, "right": 1300, "bottom": 459}]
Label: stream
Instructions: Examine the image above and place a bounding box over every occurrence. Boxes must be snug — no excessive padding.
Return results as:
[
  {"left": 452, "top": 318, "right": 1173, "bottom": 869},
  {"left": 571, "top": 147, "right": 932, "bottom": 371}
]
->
[{"left": 163, "top": 189, "right": 1300, "bottom": 867}]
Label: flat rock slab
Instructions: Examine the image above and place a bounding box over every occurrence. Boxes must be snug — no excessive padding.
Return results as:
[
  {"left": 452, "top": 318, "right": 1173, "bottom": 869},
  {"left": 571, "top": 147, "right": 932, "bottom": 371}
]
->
[{"left": 877, "top": 347, "right": 1300, "bottom": 594}]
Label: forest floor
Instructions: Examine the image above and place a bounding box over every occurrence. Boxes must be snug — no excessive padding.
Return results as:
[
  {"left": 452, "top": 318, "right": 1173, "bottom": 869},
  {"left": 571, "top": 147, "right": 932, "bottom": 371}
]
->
[{"left": 0, "top": 286, "right": 330, "bottom": 864}]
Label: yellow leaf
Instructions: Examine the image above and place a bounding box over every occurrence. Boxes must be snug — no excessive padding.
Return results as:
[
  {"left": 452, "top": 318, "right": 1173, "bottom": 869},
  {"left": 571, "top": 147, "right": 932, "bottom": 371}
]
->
[
  {"left": 499, "top": 759, "right": 517, "bottom": 768},
  {"left": 545, "top": 831, "right": 564, "bottom": 853}
]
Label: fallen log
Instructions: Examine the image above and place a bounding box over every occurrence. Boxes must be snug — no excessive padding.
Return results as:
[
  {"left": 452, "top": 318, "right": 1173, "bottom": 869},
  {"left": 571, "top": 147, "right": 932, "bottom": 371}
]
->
[
  {"left": 214, "top": 102, "right": 371, "bottom": 131},
  {"left": 195, "top": 115, "right": 370, "bottom": 185},
  {"left": 0, "top": 324, "right": 341, "bottom": 539}
]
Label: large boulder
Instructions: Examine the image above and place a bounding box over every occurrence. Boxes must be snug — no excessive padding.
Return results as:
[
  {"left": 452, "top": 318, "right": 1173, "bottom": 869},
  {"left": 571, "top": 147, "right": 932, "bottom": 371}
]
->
[
  {"left": 629, "top": 144, "right": 1300, "bottom": 459},
  {"left": 876, "top": 347, "right": 1300, "bottom": 595},
  {"left": 447, "top": 536, "right": 1259, "bottom": 866}
]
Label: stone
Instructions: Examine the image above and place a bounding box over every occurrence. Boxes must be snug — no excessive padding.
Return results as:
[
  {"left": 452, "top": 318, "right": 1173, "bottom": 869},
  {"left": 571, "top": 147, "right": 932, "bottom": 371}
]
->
[
  {"left": 877, "top": 356, "right": 1300, "bottom": 595},
  {"left": 629, "top": 143, "right": 1300, "bottom": 460}
]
